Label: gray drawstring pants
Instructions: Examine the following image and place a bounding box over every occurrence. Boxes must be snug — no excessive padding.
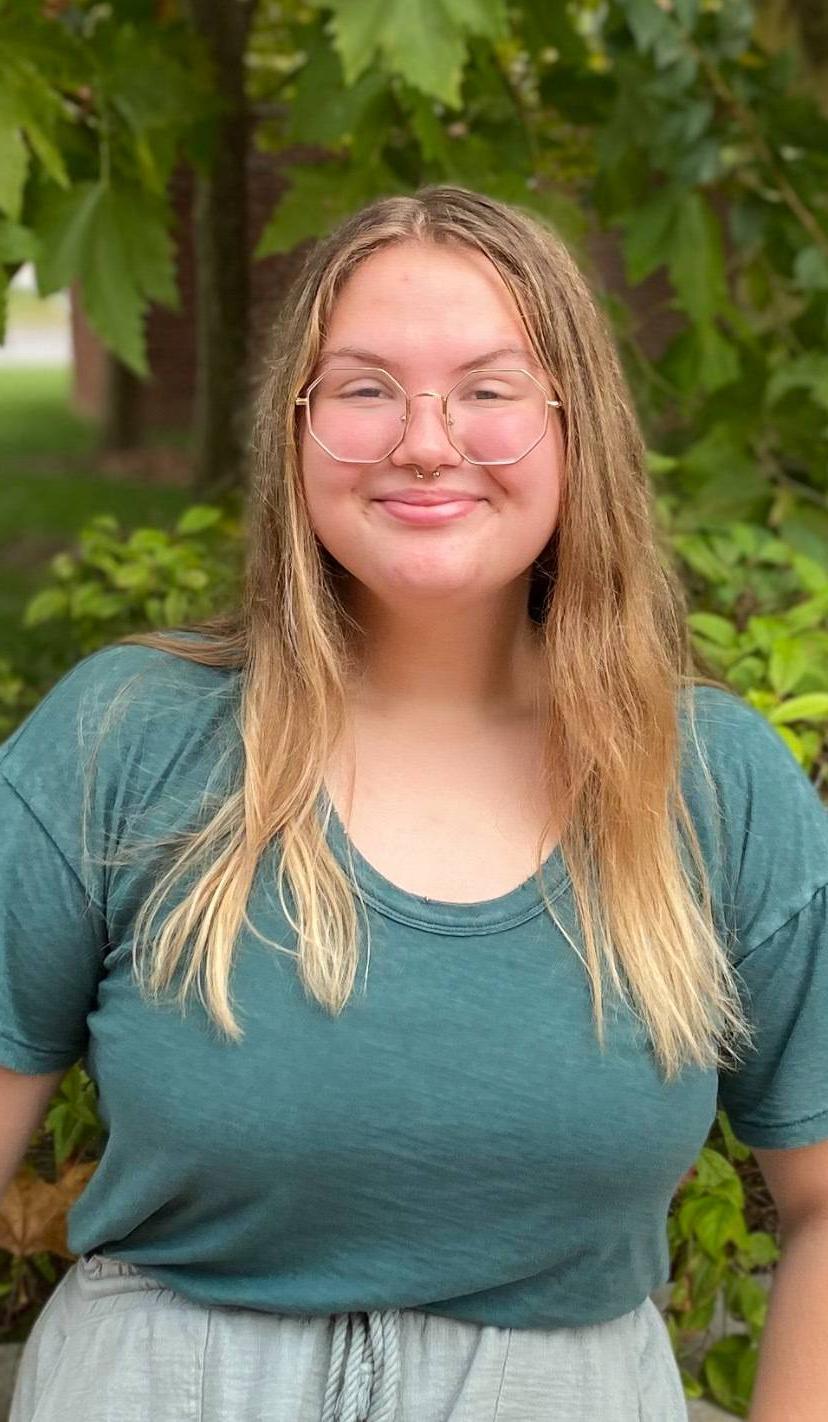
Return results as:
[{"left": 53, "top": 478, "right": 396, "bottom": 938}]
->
[{"left": 9, "top": 1252, "right": 689, "bottom": 1421}]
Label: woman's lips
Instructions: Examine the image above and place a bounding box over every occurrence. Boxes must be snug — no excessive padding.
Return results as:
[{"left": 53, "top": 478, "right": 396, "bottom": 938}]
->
[{"left": 375, "top": 499, "right": 483, "bottom": 525}]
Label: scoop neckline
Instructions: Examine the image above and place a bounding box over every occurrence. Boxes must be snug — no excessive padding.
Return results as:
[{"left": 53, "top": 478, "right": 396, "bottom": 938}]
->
[{"left": 318, "top": 788, "right": 570, "bottom": 934}]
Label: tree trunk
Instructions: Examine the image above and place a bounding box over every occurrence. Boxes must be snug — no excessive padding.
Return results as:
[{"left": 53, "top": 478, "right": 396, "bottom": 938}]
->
[
  {"left": 187, "top": 0, "right": 258, "bottom": 495},
  {"left": 100, "top": 354, "right": 144, "bottom": 451}
]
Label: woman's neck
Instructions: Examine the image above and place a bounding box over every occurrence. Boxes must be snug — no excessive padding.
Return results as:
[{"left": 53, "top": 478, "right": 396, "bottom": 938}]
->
[{"left": 342, "top": 592, "right": 545, "bottom": 721}]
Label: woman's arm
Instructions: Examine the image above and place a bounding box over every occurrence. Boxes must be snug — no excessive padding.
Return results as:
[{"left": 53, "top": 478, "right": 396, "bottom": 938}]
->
[
  {"left": 748, "top": 1212, "right": 828, "bottom": 1422},
  {"left": 0, "top": 1064, "right": 67, "bottom": 1200}
]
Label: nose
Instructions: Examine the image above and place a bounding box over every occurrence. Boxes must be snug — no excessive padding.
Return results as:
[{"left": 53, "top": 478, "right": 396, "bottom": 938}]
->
[{"left": 388, "top": 392, "right": 463, "bottom": 474}]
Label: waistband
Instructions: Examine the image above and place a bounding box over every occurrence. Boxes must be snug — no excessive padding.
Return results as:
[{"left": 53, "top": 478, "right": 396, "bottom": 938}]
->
[{"left": 80, "top": 1253, "right": 402, "bottom": 1422}]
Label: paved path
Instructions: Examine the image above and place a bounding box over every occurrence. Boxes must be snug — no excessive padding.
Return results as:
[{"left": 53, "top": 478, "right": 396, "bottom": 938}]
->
[{"left": 0, "top": 325, "right": 70, "bottom": 366}]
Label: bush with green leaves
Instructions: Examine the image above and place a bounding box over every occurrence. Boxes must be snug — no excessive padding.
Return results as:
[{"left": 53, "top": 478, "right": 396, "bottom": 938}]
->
[
  {"left": 667, "top": 517, "right": 828, "bottom": 776},
  {"left": 0, "top": 497, "right": 243, "bottom": 732},
  {"left": 666, "top": 1116, "right": 780, "bottom": 1416}
]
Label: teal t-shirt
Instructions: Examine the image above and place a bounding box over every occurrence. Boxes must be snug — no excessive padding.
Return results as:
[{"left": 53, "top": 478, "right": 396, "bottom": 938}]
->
[{"left": 1, "top": 643, "right": 827, "bottom": 1329}]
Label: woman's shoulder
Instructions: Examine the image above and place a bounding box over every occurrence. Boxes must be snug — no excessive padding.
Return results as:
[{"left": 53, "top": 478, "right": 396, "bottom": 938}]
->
[
  {"left": 681, "top": 680, "right": 775, "bottom": 744},
  {"left": 678, "top": 681, "right": 828, "bottom": 952},
  {"left": 678, "top": 681, "right": 819, "bottom": 802},
  {"left": 0, "top": 635, "right": 239, "bottom": 801}
]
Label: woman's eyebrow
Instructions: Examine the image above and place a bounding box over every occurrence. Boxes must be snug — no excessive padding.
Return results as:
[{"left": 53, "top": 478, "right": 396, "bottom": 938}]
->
[{"left": 317, "top": 344, "right": 540, "bottom": 374}]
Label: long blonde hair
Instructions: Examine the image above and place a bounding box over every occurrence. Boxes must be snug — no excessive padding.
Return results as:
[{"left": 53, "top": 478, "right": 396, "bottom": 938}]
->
[{"left": 86, "top": 184, "right": 754, "bottom": 1083}]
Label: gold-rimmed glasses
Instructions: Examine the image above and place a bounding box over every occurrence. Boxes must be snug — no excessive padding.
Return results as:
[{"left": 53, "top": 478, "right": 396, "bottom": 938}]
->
[{"left": 295, "top": 366, "right": 562, "bottom": 466}]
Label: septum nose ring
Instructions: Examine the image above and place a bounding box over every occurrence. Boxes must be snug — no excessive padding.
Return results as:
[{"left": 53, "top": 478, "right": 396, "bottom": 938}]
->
[{"left": 415, "top": 469, "right": 442, "bottom": 480}]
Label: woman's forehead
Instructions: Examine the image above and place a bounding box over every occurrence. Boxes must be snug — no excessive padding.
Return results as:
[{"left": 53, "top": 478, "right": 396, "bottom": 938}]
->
[
  {"left": 317, "top": 243, "right": 540, "bottom": 376},
  {"left": 328, "top": 240, "right": 521, "bottom": 323}
]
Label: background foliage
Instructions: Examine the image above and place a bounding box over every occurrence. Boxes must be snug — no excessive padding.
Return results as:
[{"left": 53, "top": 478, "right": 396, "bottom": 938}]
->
[{"left": 1, "top": 0, "right": 827, "bottom": 1414}]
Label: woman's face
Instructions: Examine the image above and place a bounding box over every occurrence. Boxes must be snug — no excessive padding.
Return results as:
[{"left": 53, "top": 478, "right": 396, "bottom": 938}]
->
[{"left": 300, "top": 240, "right": 565, "bottom": 616}]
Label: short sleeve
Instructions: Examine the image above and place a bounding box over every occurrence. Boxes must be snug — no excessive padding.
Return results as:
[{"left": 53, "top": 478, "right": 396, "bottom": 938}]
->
[
  {"left": 0, "top": 639, "right": 235, "bottom": 1076},
  {"left": 690, "top": 688, "right": 828, "bottom": 1149},
  {"left": 0, "top": 644, "right": 152, "bottom": 1076},
  {"left": 0, "top": 769, "right": 108, "bottom": 1073},
  {"left": 717, "top": 885, "right": 828, "bottom": 1148}
]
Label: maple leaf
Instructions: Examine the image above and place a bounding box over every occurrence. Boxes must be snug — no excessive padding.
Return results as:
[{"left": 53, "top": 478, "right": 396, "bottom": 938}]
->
[{"left": 0, "top": 1161, "right": 98, "bottom": 1261}]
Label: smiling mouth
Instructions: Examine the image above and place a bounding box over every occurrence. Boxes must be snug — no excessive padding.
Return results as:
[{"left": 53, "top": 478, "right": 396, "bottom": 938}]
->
[
  {"left": 373, "top": 495, "right": 482, "bottom": 507},
  {"left": 374, "top": 498, "right": 484, "bottom": 524}
]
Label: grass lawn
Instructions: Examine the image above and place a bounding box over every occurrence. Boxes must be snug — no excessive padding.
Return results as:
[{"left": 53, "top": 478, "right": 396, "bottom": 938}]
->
[
  {"left": 0, "top": 365, "right": 98, "bottom": 460},
  {"left": 0, "top": 365, "right": 198, "bottom": 663}
]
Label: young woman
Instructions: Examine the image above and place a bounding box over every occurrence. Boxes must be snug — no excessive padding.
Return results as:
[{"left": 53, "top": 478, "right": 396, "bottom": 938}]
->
[{"left": 2, "top": 186, "right": 827, "bottom": 1422}]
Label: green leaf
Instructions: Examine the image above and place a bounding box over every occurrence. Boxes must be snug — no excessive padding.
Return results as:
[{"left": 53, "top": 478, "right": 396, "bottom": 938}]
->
[
  {"left": 69, "top": 585, "right": 126, "bottom": 619},
  {"left": 715, "top": 1109, "right": 753, "bottom": 1160},
  {"left": 285, "top": 22, "right": 387, "bottom": 147},
  {"left": 687, "top": 1250, "right": 724, "bottom": 1306},
  {"left": 0, "top": 217, "right": 38, "bottom": 264},
  {"left": 621, "top": 186, "right": 682, "bottom": 285},
  {"left": 22, "top": 587, "right": 70, "bottom": 627},
  {"left": 0, "top": 33, "right": 71, "bottom": 190},
  {"left": 678, "top": 1367, "right": 704, "bottom": 1399},
  {"left": 162, "top": 589, "right": 191, "bottom": 625},
  {"left": 175, "top": 568, "right": 209, "bottom": 591},
  {"left": 737, "top": 1231, "right": 780, "bottom": 1270},
  {"left": 784, "top": 591, "right": 828, "bottom": 632},
  {"left": 703, "top": 1334, "right": 755, "bottom": 1414},
  {"left": 729, "top": 1273, "right": 769, "bottom": 1330},
  {"left": 33, "top": 182, "right": 104, "bottom": 295},
  {"left": 768, "top": 693, "right": 828, "bottom": 725},
  {"left": 128, "top": 528, "right": 169, "bottom": 552},
  {"left": 256, "top": 161, "right": 407, "bottom": 256},
  {"left": 768, "top": 637, "right": 812, "bottom": 697},
  {"left": 625, "top": 0, "right": 675, "bottom": 54},
  {"left": 102, "top": 22, "right": 218, "bottom": 191},
  {"left": 107, "top": 186, "right": 178, "bottom": 309},
  {"left": 696, "top": 322, "right": 741, "bottom": 393},
  {"left": 110, "top": 564, "right": 151, "bottom": 591},
  {"left": 34, "top": 180, "right": 177, "bottom": 374},
  {"left": 674, "top": 426, "right": 766, "bottom": 520},
  {"left": 81, "top": 190, "right": 149, "bottom": 377},
  {"left": 695, "top": 1197, "right": 747, "bottom": 1257},
  {"left": 444, "top": 0, "right": 509, "bottom": 43},
  {"left": 726, "top": 523, "right": 763, "bottom": 560},
  {"left": 744, "top": 615, "right": 787, "bottom": 654},
  {"left": 0, "top": 124, "right": 28, "bottom": 221},
  {"left": 512, "top": 182, "right": 588, "bottom": 246},
  {"left": 793, "top": 246, "right": 828, "bottom": 291},
  {"left": 646, "top": 450, "right": 679, "bottom": 475},
  {"left": 176, "top": 505, "right": 223, "bottom": 535},
  {"left": 687, "top": 612, "right": 738, "bottom": 647},
  {"left": 668, "top": 192, "right": 728, "bottom": 324},
  {"left": 693, "top": 1145, "right": 743, "bottom": 1195},
  {"left": 329, "top": 0, "right": 496, "bottom": 106},
  {"left": 672, "top": 533, "right": 730, "bottom": 584},
  {"left": 519, "top": 3, "right": 589, "bottom": 64},
  {"left": 766, "top": 354, "right": 828, "bottom": 412},
  {"left": 405, "top": 87, "right": 460, "bottom": 168}
]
